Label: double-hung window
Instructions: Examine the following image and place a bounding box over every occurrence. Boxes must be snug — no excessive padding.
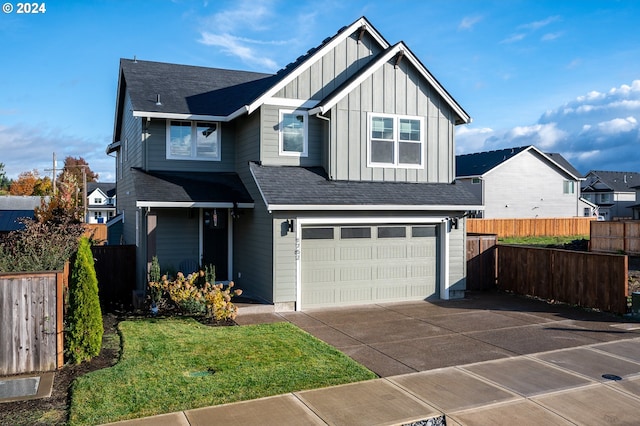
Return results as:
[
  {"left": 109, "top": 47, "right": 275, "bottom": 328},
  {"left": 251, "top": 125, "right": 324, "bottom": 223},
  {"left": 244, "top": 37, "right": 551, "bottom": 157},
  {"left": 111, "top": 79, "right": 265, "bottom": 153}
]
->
[
  {"left": 368, "top": 113, "right": 424, "bottom": 168},
  {"left": 279, "top": 110, "right": 308, "bottom": 156},
  {"left": 563, "top": 180, "right": 575, "bottom": 194},
  {"left": 166, "top": 120, "right": 221, "bottom": 161}
]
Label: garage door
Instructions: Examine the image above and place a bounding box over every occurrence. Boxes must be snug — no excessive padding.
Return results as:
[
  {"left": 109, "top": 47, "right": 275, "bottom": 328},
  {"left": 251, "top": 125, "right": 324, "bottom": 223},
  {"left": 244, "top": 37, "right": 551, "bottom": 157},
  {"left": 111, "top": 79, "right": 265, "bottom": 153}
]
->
[{"left": 301, "top": 224, "right": 439, "bottom": 309}]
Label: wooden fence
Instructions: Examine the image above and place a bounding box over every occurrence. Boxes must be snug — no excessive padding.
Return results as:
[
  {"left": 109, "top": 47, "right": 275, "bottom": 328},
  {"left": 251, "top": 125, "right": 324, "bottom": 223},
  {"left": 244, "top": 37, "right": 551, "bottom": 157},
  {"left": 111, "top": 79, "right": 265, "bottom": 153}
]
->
[
  {"left": 590, "top": 221, "right": 640, "bottom": 255},
  {"left": 92, "top": 245, "right": 136, "bottom": 310},
  {"left": 466, "top": 234, "right": 497, "bottom": 291},
  {"left": 497, "top": 245, "right": 628, "bottom": 315},
  {"left": 467, "top": 217, "right": 594, "bottom": 238},
  {"left": 84, "top": 223, "right": 107, "bottom": 243},
  {"left": 0, "top": 263, "right": 68, "bottom": 375}
]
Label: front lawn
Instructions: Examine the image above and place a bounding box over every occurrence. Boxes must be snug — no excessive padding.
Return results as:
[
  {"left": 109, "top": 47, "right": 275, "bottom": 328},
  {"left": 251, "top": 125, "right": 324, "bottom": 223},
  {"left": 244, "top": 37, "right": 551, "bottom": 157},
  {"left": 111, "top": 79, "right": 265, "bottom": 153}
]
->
[{"left": 68, "top": 318, "right": 376, "bottom": 425}]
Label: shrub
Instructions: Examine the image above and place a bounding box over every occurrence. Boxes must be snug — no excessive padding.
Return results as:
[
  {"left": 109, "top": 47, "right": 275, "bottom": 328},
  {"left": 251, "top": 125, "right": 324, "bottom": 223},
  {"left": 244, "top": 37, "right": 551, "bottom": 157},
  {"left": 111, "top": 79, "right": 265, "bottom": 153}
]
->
[
  {"left": 66, "top": 237, "right": 104, "bottom": 364},
  {"left": 148, "top": 269, "right": 242, "bottom": 320},
  {"left": 0, "top": 218, "right": 83, "bottom": 272}
]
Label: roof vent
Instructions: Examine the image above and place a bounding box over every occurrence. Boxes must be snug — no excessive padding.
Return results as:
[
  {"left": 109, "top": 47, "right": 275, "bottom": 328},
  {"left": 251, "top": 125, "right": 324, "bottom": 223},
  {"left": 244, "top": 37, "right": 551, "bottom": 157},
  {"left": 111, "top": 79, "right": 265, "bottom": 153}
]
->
[
  {"left": 155, "top": 94, "right": 162, "bottom": 106},
  {"left": 133, "top": 55, "right": 137, "bottom": 63}
]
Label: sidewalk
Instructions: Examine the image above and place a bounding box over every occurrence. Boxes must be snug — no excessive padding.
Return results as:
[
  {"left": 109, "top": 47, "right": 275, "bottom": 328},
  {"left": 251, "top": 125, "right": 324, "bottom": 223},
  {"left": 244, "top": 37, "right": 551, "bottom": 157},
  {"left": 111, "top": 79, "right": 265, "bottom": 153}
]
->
[{"left": 105, "top": 293, "right": 640, "bottom": 425}]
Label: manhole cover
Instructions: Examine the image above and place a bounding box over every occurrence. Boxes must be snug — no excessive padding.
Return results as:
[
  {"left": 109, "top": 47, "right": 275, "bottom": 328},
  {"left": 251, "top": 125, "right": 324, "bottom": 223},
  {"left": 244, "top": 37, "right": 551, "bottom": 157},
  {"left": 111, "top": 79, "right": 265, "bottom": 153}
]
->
[{"left": 0, "top": 377, "right": 40, "bottom": 399}]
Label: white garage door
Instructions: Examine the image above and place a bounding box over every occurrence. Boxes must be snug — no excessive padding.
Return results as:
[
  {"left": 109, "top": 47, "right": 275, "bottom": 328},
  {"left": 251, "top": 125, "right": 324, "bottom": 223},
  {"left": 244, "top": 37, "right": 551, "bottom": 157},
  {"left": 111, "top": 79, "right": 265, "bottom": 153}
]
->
[{"left": 301, "top": 224, "right": 439, "bottom": 309}]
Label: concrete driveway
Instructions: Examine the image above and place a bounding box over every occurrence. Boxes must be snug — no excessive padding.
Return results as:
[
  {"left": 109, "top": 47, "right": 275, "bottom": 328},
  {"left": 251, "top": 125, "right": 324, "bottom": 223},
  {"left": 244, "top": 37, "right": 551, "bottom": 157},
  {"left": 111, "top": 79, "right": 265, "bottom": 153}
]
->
[{"left": 237, "top": 291, "right": 640, "bottom": 377}]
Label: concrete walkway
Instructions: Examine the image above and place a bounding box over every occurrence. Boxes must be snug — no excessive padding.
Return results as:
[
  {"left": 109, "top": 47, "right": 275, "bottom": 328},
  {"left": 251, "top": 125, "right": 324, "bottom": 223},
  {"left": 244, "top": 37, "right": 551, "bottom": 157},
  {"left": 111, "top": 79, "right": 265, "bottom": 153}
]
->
[{"left": 105, "top": 292, "right": 640, "bottom": 425}]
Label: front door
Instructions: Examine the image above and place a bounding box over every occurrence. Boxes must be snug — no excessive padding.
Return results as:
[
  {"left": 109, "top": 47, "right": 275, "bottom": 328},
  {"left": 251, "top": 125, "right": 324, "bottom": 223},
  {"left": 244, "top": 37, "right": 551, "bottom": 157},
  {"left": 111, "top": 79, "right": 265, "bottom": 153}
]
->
[{"left": 202, "top": 209, "right": 228, "bottom": 281}]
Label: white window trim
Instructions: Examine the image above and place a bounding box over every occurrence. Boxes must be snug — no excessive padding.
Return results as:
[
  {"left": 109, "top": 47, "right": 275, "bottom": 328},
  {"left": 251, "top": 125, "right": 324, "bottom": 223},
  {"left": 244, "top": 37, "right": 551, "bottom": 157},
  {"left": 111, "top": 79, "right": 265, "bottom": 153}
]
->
[
  {"left": 367, "top": 112, "right": 424, "bottom": 169},
  {"left": 166, "top": 119, "right": 221, "bottom": 161},
  {"left": 279, "top": 109, "right": 308, "bottom": 157}
]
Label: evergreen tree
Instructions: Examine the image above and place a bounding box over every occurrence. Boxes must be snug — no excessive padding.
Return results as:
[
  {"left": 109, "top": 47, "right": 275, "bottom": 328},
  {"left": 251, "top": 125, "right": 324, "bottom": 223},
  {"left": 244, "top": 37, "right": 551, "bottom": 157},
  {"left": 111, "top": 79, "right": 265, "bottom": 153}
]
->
[{"left": 65, "top": 237, "right": 103, "bottom": 364}]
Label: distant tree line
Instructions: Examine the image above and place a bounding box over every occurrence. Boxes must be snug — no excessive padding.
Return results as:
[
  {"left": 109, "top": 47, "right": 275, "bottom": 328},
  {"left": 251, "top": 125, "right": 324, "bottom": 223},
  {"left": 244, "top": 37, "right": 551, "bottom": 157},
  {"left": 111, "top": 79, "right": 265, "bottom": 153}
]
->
[{"left": 0, "top": 157, "right": 98, "bottom": 199}]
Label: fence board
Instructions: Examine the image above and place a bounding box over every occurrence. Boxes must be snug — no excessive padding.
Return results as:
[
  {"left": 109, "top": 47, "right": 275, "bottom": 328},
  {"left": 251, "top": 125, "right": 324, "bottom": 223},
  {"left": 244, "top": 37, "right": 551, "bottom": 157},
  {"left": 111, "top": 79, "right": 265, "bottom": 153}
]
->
[
  {"left": 468, "top": 217, "right": 594, "bottom": 238},
  {"left": 590, "top": 221, "right": 640, "bottom": 255},
  {"left": 466, "top": 234, "right": 497, "bottom": 291},
  {"left": 497, "top": 245, "right": 628, "bottom": 314},
  {"left": 92, "top": 245, "right": 136, "bottom": 309},
  {"left": 0, "top": 271, "right": 63, "bottom": 375}
]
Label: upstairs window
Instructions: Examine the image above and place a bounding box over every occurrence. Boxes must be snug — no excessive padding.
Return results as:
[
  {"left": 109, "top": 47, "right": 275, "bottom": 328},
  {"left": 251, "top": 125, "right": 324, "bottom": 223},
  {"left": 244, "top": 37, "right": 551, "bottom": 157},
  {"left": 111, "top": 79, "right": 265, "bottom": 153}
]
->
[
  {"left": 279, "top": 110, "right": 308, "bottom": 156},
  {"left": 167, "top": 120, "right": 221, "bottom": 161},
  {"left": 93, "top": 197, "right": 103, "bottom": 204},
  {"left": 563, "top": 180, "right": 575, "bottom": 194},
  {"left": 368, "top": 113, "right": 424, "bottom": 168}
]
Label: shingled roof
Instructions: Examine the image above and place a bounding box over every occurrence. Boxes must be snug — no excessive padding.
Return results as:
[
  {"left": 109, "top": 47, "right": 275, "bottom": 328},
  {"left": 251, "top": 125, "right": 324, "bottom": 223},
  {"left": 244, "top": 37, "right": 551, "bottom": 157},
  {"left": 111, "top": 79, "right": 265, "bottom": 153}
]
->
[
  {"left": 119, "top": 59, "right": 276, "bottom": 117},
  {"left": 250, "top": 163, "right": 481, "bottom": 211},
  {"left": 130, "top": 169, "right": 253, "bottom": 207},
  {"left": 582, "top": 171, "right": 640, "bottom": 192},
  {"left": 456, "top": 145, "right": 582, "bottom": 179}
]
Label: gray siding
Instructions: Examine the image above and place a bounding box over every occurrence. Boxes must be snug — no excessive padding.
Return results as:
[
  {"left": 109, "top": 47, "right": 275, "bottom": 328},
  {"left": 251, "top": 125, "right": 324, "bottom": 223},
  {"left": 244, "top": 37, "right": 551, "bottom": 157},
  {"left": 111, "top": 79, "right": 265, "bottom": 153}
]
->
[
  {"left": 483, "top": 150, "right": 580, "bottom": 218},
  {"left": 233, "top": 111, "right": 275, "bottom": 302},
  {"left": 154, "top": 209, "right": 200, "bottom": 271},
  {"left": 259, "top": 104, "right": 323, "bottom": 166},
  {"left": 329, "top": 60, "right": 457, "bottom": 183},
  {"left": 448, "top": 220, "right": 466, "bottom": 298},
  {"left": 275, "top": 32, "right": 383, "bottom": 101},
  {"left": 145, "top": 120, "right": 236, "bottom": 172}
]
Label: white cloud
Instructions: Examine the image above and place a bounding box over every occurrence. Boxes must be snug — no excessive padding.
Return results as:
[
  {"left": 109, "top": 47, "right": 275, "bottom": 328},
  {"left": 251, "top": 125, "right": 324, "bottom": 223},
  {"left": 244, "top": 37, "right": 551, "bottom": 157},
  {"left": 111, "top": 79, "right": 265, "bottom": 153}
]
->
[
  {"left": 198, "top": 32, "right": 279, "bottom": 70},
  {"left": 519, "top": 15, "right": 561, "bottom": 31},
  {"left": 457, "top": 80, "right": 640, "bottom": 174},
  {"left": 0, "top": 124, "right": 114, "bottom": 181},
  {"left": 458, "top": 15, "right": 483, "bottom": 31}
]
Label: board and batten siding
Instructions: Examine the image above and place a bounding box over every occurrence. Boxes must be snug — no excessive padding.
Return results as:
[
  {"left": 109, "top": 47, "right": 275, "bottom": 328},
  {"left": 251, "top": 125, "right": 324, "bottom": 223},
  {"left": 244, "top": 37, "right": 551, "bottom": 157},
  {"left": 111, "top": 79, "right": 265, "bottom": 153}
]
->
[
  {"left": 144, "top": 120, "right": 236, "bottom": 173},
  {"left": 259, "top": 104, "right": 323, "bottom": 167},
  {"left": 483, "top": 150, "right": 580, "bottom": 218},
  {"left": 329, "top": 59, "right": 456, "bottom": 183},
  {"left": 154, "top": 209, "right": 200, "bottom": 272},
  {"left": 232, "top": 111, "right": 275, "bottom": 303},
  {"left": 275, "top": 32, "right": 383, "bottom": 101},
  {"left": 448, "top": 220, "right": 466, "bottom": 297}
]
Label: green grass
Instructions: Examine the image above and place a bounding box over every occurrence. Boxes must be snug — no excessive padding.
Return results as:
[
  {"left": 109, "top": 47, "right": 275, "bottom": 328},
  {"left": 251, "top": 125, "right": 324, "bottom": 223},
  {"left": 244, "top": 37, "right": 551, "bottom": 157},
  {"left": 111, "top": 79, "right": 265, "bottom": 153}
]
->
[
  {"left": 499, "top": 235, "right": 589, "bottom": 246},
  {"left": 68, "top": 318, "right": 376, "bottom": 425}
]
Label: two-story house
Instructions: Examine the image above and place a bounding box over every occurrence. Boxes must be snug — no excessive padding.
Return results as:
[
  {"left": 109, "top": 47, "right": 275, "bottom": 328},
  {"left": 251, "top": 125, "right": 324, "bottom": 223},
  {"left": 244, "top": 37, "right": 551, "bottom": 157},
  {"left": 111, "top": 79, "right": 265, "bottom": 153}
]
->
[
  {"left": 86, "top": 182, "right": 116, "bottom": 224},
  {"left": 107, "top": 17, "right": 481, "bottom": 310},
  {"left": 581, "top": 171, "right": 640, "bottom": 221},
  {"left": 456, "top": 146, "right": 590, "bottom": 218}
]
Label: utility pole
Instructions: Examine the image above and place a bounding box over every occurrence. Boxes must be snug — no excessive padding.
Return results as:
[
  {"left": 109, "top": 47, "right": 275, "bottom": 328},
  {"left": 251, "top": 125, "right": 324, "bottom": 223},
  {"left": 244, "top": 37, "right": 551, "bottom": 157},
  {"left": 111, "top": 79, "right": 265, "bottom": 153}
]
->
[
  {"left": 82, "top": 165, "right": 87, "bottom": 223},
  {"left": 52, "top": 152, "right": 57, "bottom": 195}
]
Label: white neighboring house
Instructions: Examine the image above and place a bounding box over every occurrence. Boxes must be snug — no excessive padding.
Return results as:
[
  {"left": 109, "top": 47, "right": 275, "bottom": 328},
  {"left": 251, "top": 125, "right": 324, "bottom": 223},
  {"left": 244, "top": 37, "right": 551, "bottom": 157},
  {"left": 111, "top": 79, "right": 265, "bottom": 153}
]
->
[
  {"left": 456, "top": 145, "right": 591, "bottom": 218},
  {"left": 86, "top": 182, "right": 116, "bottom": 224}
]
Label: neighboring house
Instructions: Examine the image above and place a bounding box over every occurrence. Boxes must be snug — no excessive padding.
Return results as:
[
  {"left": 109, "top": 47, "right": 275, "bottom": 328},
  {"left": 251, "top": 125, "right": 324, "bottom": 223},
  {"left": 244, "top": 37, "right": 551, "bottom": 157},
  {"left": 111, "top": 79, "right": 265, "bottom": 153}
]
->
[
  {"left": 630, "top": 185, "right": 640, "bottom": 220},
  {"left": 581, "top": 171, "right": 640, "bottom": 221},
  {"left": 0, "top": 195, "right": 43, "bottom": 235},
  {"left": 86, "top": 182, "right": 116, "bottom": 224},
  {"left": 456, "top": 146, "right": 587, "bottom": 218},
  {"left": 107, "top": 16, "right": 481, "bottom": 310}
]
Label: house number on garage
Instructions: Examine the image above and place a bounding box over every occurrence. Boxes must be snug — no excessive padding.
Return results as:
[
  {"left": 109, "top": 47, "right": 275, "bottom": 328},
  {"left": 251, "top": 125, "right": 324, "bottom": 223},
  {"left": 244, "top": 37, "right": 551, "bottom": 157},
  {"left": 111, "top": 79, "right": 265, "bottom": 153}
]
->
[{"left": 295, "top": 238, "right": 300, "bottom": 260}]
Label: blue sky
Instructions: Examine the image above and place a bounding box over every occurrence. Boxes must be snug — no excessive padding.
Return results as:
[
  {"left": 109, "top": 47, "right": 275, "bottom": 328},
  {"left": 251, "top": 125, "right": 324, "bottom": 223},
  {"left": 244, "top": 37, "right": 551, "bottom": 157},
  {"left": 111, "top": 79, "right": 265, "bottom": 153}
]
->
[{"left": 1, "top": 0, "right": 639, "bottom": 181}]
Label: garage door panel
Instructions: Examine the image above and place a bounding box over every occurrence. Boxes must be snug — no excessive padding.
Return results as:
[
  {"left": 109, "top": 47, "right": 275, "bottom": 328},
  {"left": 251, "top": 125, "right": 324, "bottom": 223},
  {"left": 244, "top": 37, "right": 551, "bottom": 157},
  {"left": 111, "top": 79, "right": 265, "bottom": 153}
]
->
[
  {"left": 377, "top": 245, "right": 407, "bottom": 258},
  {"left": 302, "top": 224, "right": 439, "bottom": 309},
  {"left": 303, "top": 268, "right": 335, "bottom": 284},
  {"left": 377, "top": 264, "right": 407, "bottom": 280},
  {"left": 340, "top": 246, "right": 372, "bottom": 260},
  {"left": 340, "top": 266, "right": 372, "bottom": 281}
]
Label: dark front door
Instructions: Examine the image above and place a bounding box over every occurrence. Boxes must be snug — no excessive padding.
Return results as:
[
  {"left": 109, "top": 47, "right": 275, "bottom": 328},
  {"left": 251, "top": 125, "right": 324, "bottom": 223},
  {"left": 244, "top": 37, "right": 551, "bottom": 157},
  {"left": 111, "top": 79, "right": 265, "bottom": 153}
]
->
[{"left": 202, "top": 209, "right": 228, "bottom": 281}]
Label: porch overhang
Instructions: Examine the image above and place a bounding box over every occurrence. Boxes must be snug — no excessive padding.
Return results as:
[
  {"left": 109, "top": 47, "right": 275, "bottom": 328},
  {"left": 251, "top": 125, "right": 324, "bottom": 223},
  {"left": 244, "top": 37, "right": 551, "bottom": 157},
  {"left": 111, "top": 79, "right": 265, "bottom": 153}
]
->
[{"left": 136, "top": 201, "right": 254, "bottom": 208}]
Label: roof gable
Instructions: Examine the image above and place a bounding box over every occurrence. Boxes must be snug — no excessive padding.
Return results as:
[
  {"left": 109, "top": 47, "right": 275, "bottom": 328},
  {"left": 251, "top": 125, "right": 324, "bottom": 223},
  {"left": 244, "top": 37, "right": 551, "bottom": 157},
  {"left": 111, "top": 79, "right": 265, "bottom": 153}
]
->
[
  {"left": 583, "top": 171, "right": 640, "bottom": 192},
  {"left": 308, "top": 41, "right": 469, "bottom": 124},
  {"left": 456, "top": 145, "right": 581, "bottom": 180}
]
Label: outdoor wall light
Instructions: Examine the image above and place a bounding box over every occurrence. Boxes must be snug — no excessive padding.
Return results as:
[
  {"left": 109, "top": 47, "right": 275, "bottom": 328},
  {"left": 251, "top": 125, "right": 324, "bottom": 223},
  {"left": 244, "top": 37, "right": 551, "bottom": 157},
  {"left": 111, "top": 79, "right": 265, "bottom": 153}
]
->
[{"left": 287, "top": 219, "right": 295, "bottom": 232}]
